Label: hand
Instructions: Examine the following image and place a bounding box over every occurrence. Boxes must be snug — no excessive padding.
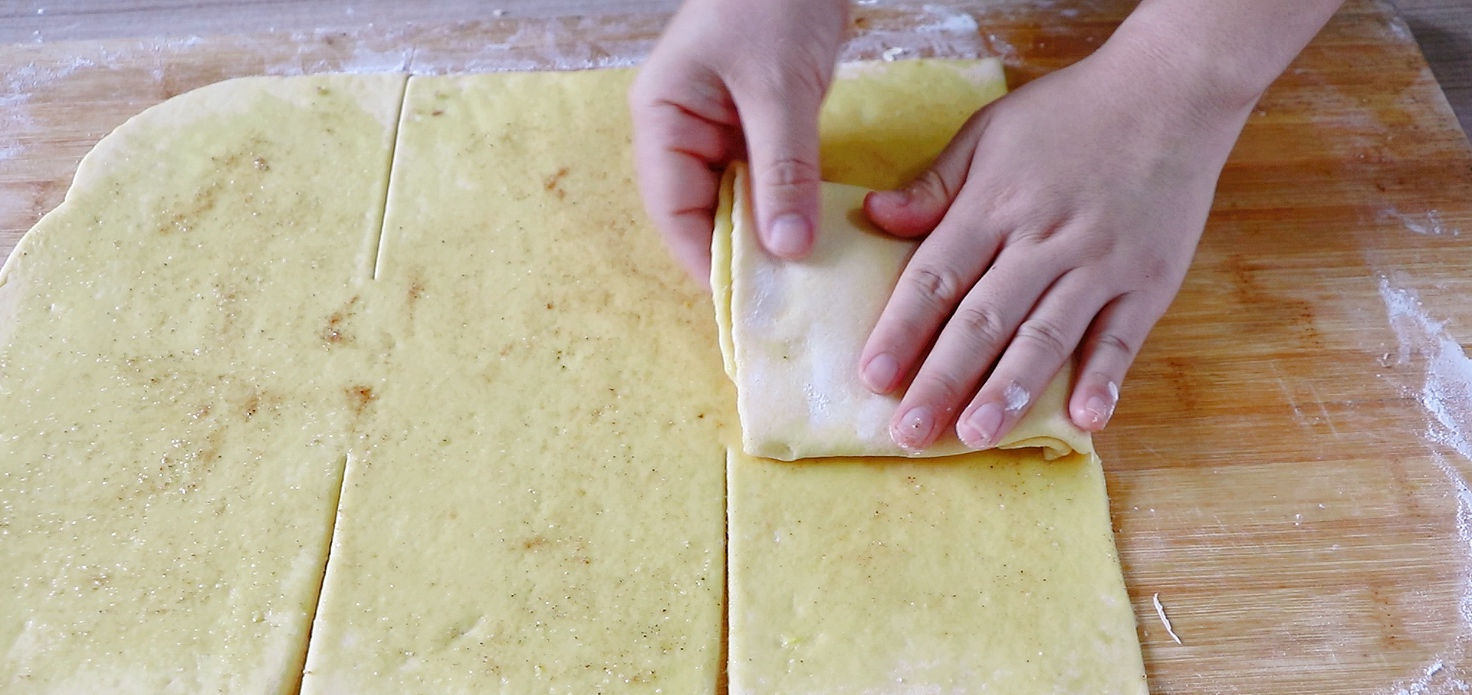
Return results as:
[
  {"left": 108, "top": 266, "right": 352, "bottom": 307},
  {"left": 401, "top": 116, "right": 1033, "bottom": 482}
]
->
[
  {"left": 628, "top": 0, "right": 848, "bottom": 281},
  {"left": 857, "top": 43, "right": 1255, "bottom": 451}
]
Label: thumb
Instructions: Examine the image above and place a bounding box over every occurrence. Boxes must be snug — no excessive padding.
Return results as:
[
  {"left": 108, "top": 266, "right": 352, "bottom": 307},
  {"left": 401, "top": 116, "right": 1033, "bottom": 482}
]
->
[
  {"left": 864, "top": 109, "right": 985, "bottom": 238},
  {"left": 735, "top": 87, "right": 824, "bottom": 260}
]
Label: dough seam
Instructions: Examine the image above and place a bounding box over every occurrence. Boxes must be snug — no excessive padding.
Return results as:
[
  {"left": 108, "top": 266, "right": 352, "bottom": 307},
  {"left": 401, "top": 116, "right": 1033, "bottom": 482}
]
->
[
  {"left": 368, "top": 76, "right": 411, "bottom": 281},
  {"left": 299, "top": 75, "right": 408, "bottom": 687}
]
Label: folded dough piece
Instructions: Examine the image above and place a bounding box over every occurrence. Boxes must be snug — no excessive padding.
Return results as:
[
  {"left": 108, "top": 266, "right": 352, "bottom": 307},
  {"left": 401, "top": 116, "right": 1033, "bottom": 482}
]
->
[{"left": 712, "top": 164, "right": 1090, "bottom": 461}]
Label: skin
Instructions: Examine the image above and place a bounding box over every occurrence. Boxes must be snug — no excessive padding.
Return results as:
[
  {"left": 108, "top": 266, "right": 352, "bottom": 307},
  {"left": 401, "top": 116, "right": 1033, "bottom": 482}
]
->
[{"left": 630, "top": 0, "right": 1345, "bottom": 452}]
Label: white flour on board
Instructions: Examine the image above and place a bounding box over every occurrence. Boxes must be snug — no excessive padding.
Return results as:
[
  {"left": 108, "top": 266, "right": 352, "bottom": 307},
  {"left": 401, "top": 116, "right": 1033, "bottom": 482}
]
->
[
  {"left": 267, "top": 19, "right": 650, "bottom": 76},
  {"left": 0, "top": 36, "right": 210, "bottom": 166},
  {"left": 1378, "top": 277, "right": 1472, "bottom": 695},
  {"left": 1381, "top": 278, "right": 1472, "bottom": 461},
  {"left": 1380, "top": 208, "right": 1461, "bottom": 237},
  {"left": 0, "top": 61, "right": 85, "bottom": 164},
  {"left": 0, "top": 7, "right": 1002, "bottom": 167},
  {"left": 842, "top": 4, "right": 990, "bottom": 63},
  {"left": 0, "top": 22, "right": 645, "bottom": 170}
]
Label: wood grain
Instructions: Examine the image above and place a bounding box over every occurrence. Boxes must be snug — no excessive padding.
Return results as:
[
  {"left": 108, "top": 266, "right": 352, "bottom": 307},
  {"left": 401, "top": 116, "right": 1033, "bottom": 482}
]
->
[
  {"left": 2, "top": 1, "right": 1470, "bottom": 692},
  {"left": 4, "top": 0, "right": 1471, "bottom": 137}
]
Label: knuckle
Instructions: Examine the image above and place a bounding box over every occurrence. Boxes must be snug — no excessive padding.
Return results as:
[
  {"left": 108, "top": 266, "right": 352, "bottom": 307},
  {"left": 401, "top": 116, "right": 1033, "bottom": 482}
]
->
[
  {"left": 984, "top": 183, "right": 1029, "bottom": 223},
  {"left": 1136, "top": 249, "right": 1176, "bottom": 284},
  {"left": 735, "top": 61, "right": 825, "bottom": 107},
  {"left": 915, "top": 369, "right": 972, "bottom": 409},
  {"left": 1013, "top": 318, "right": 1072, "bottom": 360},
  {"left": 787, "top": 60, "right": 830, "bottom": 100},
  {"left": 1070, "top": 235, "right": 1115, "bottom": 263},
  {"left": 953, "top": 304, "right": 1009, "bottom": 348},
  {"left": 757, "top": 157, "right": 821, "bottom": 195},
  {"left": 1095, "top": 331, "right": 1140, "bottom": 358},
  {"left": 628, "top": 64, "right": 679, "bottom": 109},
  {"left": 904, "top": 265, "right": 967, "bottom": 309},
  {"left": 908, "top": 169, "right": 955, "bottom": 205},
  {"left": 984, "top": 183, "right": 1072, "bottom": 241},
  {"left": 627, "top": 68, "right": 655, "bottom": 104},
  {"left": 1011, "top": 224, "right": 1056, "bottom": 245}
]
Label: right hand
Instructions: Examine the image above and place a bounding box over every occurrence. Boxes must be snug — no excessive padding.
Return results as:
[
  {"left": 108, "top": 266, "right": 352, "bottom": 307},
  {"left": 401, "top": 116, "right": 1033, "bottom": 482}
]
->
[{"left": 629, "top": 0, "right": 849, "bottom": 281}]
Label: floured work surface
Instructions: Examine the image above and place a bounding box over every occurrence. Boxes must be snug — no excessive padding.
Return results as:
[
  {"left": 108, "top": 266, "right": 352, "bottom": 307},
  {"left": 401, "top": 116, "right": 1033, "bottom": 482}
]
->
[{"left": 4, "top": 1, "right": 1472, "bottom": 692}]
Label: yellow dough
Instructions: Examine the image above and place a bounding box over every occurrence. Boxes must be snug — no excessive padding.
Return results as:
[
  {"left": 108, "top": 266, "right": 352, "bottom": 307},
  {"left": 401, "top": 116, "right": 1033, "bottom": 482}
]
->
[
  {"left": 728, "top": 450, "right": 1147, "bottom": 694},
  {"left": 712, "top": 164, "right": 1088, "bottom": 461},
  {"left": 0, "top": 70, "right": 729, "bottom": 693},
  {"left": 0, "top": 58, "right": 1143, "bottom": 694},
  {"left": 719, "top": 61, "right": 1148, "bottom": 693},
  {"left": 0, "top": 75, "right": 406, "bottom": 692},
  {"left": 298, "top": 71, "right": 730, "bottom": 694}
]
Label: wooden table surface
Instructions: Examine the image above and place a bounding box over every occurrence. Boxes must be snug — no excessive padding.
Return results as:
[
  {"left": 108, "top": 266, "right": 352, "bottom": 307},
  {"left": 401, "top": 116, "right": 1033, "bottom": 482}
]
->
[
  {"left": 2, "top": 1, "right": 1471, "bottom": 693},
  {"left": 3, "top": 0, "right": 1471, "bottom": 137}
]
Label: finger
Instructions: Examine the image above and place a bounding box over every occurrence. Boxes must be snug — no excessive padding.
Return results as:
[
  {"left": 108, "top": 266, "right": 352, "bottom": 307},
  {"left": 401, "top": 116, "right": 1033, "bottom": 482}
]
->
[
  {"left": 857, "top": 201, "right": 1003, "bottom": 396},
  {"left": 955, "top": 274, "right": 1109, "bottom": 448},
  {"left": 1068, "top": 293, "right": 1161, "bottom": 431},
  {"left": 863, "top": 108, "right": 988, "bottom": 238},
  {"left": 630, "top": 95, "right": 742, "bottom": 281},
  {"left": 732, "top": 78, "right": 825, "bottom": 260},
  {"left": 886, "top": 245, "right": 1065, "bottom": 451}
]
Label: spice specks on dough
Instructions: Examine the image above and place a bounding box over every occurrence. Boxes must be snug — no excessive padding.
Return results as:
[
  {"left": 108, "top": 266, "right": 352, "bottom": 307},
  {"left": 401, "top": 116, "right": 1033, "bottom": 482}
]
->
[
  {"left": 322, "top": 295, "right": 362, "bottom": 345},
  {"left": 543, "top": 167, "right": 570, "bottom": 199},
  {"left": 405, "top": 279, "right": 426, "bottom": 319},
  {"left": 347, "top": 384, "right": 377, "bottom": 414},
  {"left": 241, "top": 391, "right": 261, "bottom": 420},
  {"left": 323, "top": 314, "right": 347, "bottom": 344}
]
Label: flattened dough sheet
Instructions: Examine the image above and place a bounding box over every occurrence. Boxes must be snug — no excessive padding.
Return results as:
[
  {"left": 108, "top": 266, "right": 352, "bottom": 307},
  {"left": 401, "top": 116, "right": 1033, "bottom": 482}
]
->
[
  {"left": 728, "top": 449, "right": 1147, "bottom": 694},
  {"left": 0, "top": 75, "right": 406, "bottom": 693},
  {"left": 0, "top": 58, "right": 1144, "bottom": 695},
  {"left": 722, "top": 59, "right": 1147, "bottom": 694},
  {"left": 0, "top": 71, "right": 729, "bottom": 694},
  {"left": 299, "top": 70, "right": 730, "bottom": 694}
]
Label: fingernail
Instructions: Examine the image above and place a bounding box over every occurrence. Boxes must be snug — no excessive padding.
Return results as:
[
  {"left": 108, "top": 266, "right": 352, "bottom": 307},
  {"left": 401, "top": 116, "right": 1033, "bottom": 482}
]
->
[
  {"left": 1083, "top": 396, "right": 1110, "bottom": 427},
  {"left": 959, "top": 402, "right": 1004, "bottom": 449},
  {"left": 862, "top": 353, "right": 899, "bottom": 392},
  {"left": 767, "top": 214, "right": 811, "bottom": 257},
  {"left": 893, "top": 406, "right": 934, "bottom": 451},
  {"left": 1086, "top": 382, "right": 1120, "bottom": 427}
]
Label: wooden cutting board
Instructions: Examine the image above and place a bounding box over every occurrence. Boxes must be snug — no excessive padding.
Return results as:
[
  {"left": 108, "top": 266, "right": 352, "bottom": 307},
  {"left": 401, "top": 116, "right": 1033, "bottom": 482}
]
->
[{"left": 2, "top": 1, "right": 1470, "bottom": 692}]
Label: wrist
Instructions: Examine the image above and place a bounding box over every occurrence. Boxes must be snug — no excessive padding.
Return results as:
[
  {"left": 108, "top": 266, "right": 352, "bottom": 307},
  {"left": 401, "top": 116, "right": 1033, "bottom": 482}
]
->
[
  {"left": 1054, "top": 25, "right": 1259, "bottom": 190},
  {"left": 1097, "top": 0, "right": 1341, "bottom": 122},
  {"left": 1094, "top": 19, "right": 1262, "bottom": 129}
]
